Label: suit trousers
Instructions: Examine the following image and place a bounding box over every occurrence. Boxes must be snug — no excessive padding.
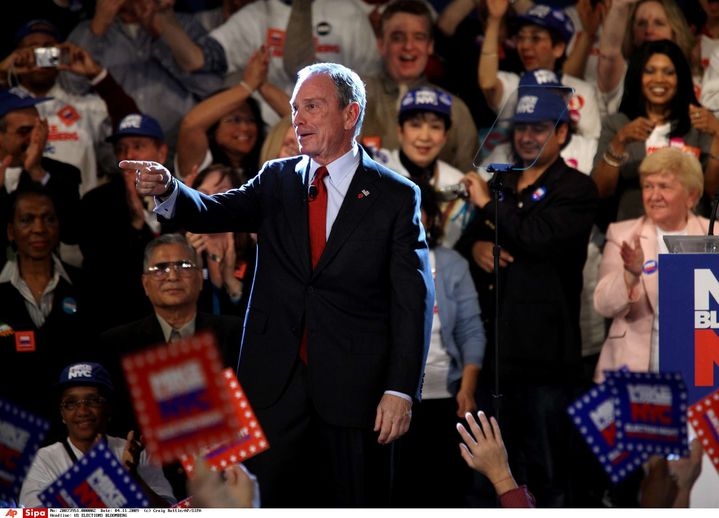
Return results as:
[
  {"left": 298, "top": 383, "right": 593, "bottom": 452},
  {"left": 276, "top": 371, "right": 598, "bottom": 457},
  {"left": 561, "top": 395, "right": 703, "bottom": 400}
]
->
[{"left": 244, "top": 358, "right": 393, "bottom": 507}]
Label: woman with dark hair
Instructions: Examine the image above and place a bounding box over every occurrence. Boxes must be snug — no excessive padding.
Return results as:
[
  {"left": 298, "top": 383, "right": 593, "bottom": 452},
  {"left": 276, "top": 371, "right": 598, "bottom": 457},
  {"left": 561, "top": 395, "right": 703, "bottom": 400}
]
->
[
  {"left": 186, "top": 164, "right": 254, "bottom": 317},
  {"left": 394, "top": 181, "right": 485, "bottom": 507},
  {"left": 175, "top": 46, "right": 290, "bottom": 182},
  {"left": 591, "top": 39, "right": 719, "bottom": 224}
]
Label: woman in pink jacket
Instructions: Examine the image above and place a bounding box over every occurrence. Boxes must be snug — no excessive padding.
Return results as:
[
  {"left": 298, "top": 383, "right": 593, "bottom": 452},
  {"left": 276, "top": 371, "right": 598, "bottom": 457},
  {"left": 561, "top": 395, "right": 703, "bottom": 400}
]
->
[{"left": 594, "top": 147, "right": 708, "bottom": 381}]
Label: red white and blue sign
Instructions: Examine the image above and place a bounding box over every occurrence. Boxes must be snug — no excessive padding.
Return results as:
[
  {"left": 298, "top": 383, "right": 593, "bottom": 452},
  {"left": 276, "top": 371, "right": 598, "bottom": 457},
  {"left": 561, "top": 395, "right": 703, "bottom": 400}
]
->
[
  {"left": 567, "top": 382, "right": 647, "bottom": 484},
  {"left": 0, "top": 399, "right": 50, "bottom": 502},
  {"left": 607, "top": 370, "right": 689, "bottom": 457},
  {"left": 37, "top": 441, "right": 148, "bottom": 508},
  {"left": 659, "top": 254, "right": 719, "bottom": 404},
  {"left": 122, "top": 332, "right": 241, "bottom": 463},
  {"left": 688, "top": 387, "right": 719, "bottom": 475}
]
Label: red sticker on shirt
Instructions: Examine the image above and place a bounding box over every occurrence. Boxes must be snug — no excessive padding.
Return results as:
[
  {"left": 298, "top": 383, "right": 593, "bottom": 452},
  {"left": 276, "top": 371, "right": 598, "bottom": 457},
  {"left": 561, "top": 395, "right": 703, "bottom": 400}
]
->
[
  {"left": 15, "top": 330, "right": 36, "bottom": 352},
  {"left": 56, "top": 104, "right": 80, "bottom": 126}
]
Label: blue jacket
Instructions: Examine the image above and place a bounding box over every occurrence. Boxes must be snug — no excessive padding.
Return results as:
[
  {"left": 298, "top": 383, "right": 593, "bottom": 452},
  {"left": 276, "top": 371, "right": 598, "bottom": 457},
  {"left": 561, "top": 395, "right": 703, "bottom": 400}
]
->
[{"left": 434, "top": 246, "right": 486, "bottom": 395}]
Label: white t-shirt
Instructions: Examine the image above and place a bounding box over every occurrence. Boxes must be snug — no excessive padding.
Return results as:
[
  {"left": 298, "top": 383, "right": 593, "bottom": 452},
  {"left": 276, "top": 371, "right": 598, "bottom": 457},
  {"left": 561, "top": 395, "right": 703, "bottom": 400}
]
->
[
  {"left": 422, "top": 250, "right": 452, "bottom": 400},
  {"left": 19, "top": 436, "right": 176, "bottom": 508},
  {"left": 211, "top": 0, "right": 381, "bottom": 90},
  {"left": 496, "top": 71, "right": 602, "bottom": 139},
  {"left": 17, "top": 83, "right": 114, "bottom": 195}
]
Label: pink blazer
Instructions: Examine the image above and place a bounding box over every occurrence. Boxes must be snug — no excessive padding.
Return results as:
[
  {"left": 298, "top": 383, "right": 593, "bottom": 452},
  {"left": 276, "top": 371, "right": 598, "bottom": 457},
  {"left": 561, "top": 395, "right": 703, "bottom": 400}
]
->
[{"left": 593, "top": 213, "right": 708, "bottom": 382}]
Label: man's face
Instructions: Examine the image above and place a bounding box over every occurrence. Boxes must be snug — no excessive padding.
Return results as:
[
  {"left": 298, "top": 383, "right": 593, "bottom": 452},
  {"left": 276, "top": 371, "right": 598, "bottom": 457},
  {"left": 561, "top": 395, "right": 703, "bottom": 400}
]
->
[
  {"left": 378, "top": 13, "right": 433, "bottom": 83},
  {"left": 398, "top": 112, "right": 447, "bottom": 168},
  {"left": 291, "top": 73, "right": 359, "bottom": 165},
  {"left": 515, "top": 25, "right": 564, "bottom": 71},
  {"left": 142, "top": 243, "right": 202, "bottom": 312},
  {"left": 0, "top": 108, "right": 39, "bottom": 166},
  {"left": 60, "top": 386, "right": 109, "bottom": 444},
  {"left": 7, "top": 194, "right": 59, "bottom": 261},
  {"left": 16, "top": 32, "right": 59, "bottom": 89},
  {"left": 115, "top": 136, "right": 168, "bottom": 186},
  {"left": 512, "top": 121, "right": 567, "bottom": 167}
]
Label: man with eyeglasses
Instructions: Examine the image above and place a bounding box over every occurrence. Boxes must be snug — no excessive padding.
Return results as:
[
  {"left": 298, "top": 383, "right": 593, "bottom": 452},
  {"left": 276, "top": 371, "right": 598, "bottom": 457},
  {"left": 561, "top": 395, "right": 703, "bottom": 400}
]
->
[
  {"left": 479, "top": 2, "right": 601, "bottom": 140},
  {"left": 19, "top": 361, "right": 175, "bottom": 507},
  {"left": 97, "top": 233, "right": 243, "bottom": 499},
  {"left": 456, "top": 86, "right": 598, "bottom": 506}
]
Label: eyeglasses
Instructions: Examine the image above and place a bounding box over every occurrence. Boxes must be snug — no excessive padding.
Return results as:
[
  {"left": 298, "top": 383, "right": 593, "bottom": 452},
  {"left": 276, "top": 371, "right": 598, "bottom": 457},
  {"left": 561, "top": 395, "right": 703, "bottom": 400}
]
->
[
  {"left": 220, "top": 115, "right": 257, "bottom": 126},
  {"left": 144, "top": 260, "right": 198, "bottom": 279},
  {"left": 60, "top": 396, "right": 107, "bottom": 411}
]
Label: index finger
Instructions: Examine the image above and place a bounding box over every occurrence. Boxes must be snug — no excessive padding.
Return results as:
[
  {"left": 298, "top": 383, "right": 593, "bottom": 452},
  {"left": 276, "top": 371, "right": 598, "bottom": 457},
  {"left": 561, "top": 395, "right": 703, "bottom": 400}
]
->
[{"left": 119, "top": 160, "right": 159, "bottom": 172}]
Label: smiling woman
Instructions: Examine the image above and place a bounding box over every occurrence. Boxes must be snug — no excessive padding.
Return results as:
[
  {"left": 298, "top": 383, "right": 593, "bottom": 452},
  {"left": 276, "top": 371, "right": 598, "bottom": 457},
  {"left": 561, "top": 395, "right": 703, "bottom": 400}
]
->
[
  {"left": 593, "top": 147, "right": 708, "bottom": 380},
  {"left": 591, "top": 39, "right": 719, "bottom": 226}
]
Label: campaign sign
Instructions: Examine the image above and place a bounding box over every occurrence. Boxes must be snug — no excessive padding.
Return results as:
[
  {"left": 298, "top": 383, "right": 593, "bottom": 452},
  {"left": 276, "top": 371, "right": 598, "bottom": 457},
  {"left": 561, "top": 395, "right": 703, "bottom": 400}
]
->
[
  {"left": 688, "top": 387, "right": 719, "bottom": 474},
  {"left": 607, "top": 371, "right": 689, "bottom": 456},
  {"left": 0, "top": 399, "right": 50, "bottom": 501},
  {"left": 567, "top": 383, "right": 646, "bottom": 483},
  {"left": 180, "top": 369, "right": 269, "bottom": 476},
  {"left": 659, "top": 254, "right": 719, "bottom": 404},
  {"left": 122, "top": 331, "right": 240, "bottom": 463},
  {"left": 37, "top": 441, "right": 148, "bottom": 508}
]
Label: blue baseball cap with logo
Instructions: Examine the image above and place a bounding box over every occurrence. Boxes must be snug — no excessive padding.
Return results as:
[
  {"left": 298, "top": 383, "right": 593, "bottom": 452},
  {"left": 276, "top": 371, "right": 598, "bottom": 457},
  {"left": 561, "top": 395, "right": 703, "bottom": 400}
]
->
[
  {"left": 107, "top": 113, "right": 165, "bottom": 143},
  {"left": 0, "top": 88, "right": 53, "bottom": 119},
  {"left": 13, "top": 19, "right": 63, "bottom": 47},
  {"left": 399, "top": 87, "right": 453, "bottom": 120},
  {"left": 513, "top": 90, "right": 570, "bottom": 124},
  {"left": 512, "top": 4, "right": 574, "bottom": 43},
  {"left": 57, "top": 362, "right": 114, "bottom": 393}
]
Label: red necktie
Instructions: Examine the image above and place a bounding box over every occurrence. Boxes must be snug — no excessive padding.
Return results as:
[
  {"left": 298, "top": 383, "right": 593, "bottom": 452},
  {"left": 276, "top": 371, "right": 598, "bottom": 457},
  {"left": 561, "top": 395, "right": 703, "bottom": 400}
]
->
[{"left": 300, "top": 166, "right": 329, "bottom": 363}]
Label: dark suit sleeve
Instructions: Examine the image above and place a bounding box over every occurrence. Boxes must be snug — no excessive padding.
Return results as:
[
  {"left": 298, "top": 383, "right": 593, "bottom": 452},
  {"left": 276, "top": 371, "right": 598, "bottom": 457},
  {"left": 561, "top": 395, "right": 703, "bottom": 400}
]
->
[
  {"left": 168, "top": 166, "right": 266, "bottom": 234},
  {"left": 387, "top": 182, "right": 434, "bottom": 399}
]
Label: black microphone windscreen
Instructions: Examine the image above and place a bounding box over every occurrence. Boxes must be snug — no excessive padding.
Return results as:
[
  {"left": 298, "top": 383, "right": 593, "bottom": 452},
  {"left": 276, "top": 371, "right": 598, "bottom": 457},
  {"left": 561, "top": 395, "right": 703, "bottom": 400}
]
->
[{"left": 309, "top": 185, "right": 318, "bottom": 200}]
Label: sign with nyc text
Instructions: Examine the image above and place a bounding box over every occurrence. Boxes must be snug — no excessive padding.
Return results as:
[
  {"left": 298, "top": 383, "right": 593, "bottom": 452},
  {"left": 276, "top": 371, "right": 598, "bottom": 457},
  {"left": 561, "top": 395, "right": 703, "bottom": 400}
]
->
[
  {"left": 567, "top": 382, "right": 647, "bottom": 483},
  {"left": 607, "top": 371, "right": 689, "bottom": 456},
  {"left": 180, "top": 369, "right": 269, "bottom": 476},
  {"left": 0, "top": 399, "right": 50, "bottom": 502},
  {"left": 122, "top": 332, "right": 241, "bottom": 463},
  {"left": 659, "top": 254, "right": 719, "bottom": 404},
  {"left": 38, "top": 441, "right": 148, "bottom": 508}
]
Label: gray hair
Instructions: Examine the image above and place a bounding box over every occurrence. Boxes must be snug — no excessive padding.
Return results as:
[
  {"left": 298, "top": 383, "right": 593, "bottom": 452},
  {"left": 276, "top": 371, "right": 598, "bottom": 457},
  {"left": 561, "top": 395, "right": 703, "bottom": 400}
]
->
[
  {"left": 295, "top": 63, "right": 366, "bottom": 140},
  {"left": 143, "top": 233, "right": 198, "bottom": 270}
]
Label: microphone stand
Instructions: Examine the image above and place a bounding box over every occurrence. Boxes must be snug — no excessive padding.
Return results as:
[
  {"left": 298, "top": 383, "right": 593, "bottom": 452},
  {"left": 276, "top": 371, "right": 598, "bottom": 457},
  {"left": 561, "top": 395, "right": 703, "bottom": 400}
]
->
[{"left": 484, "top": 163, "right": 514, "bottom": 422}]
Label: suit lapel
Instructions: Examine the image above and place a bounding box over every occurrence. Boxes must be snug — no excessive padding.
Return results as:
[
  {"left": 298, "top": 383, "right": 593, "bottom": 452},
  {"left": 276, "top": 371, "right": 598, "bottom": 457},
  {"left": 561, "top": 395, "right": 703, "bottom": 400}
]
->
[
  {"left": 282, "top": 157, "right": 312, "bottom": 277},
  {"left": 312, "top": 152, "right": 382, "bottom": 278}
]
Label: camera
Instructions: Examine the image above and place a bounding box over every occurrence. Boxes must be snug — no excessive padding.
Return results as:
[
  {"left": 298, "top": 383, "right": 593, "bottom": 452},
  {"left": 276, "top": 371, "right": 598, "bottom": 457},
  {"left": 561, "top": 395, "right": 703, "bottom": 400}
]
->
[
  {"left": 436, "top": 183, "right": 468, "bottom": 202},
  {"left": 33, "top": 47, "right": 62, "bottom": 68}
]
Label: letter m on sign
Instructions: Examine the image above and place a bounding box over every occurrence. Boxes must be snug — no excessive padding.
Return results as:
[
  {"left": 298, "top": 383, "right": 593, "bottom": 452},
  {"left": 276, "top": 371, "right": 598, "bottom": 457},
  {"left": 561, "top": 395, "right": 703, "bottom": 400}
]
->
[{"left": 695, "top": 269, "right": 719, "bottom": 386}]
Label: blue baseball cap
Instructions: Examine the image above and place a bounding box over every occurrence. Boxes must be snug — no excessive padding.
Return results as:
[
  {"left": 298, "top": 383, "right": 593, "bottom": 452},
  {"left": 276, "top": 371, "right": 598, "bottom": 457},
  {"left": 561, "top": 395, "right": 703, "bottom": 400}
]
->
[
  {"left": 14, "top": 19, "right": 63, "bottom": 47},
  {"left": 513, "top": 90, "right": 570, "bottom": 124},
  {"left": 107, "top": 113, "right": 165, "bottom": 143},
  {"left": 0, "top": 88, "right": 53, "bottom": 119},
  {"left": 399, "top": 87, "right": 453, "bottom": 120},
  {"left": 519, "top": 69, "right": 562, "bottom": 88},
  {"left": 57, "top": 362, "right": 114, "bottom": 393},
  {"left": 512, "top": 4, "right": 574, "bottom": 43}
]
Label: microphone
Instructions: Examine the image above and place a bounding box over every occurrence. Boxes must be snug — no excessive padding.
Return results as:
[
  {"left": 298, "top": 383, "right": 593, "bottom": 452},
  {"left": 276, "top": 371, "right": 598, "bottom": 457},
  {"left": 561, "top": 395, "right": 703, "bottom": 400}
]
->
[
  {"left": 709, "top": 190, "right": 719, "bottom": 236},
  {"left": 308, "top": 185, "right": 318, "bottom": 200}
]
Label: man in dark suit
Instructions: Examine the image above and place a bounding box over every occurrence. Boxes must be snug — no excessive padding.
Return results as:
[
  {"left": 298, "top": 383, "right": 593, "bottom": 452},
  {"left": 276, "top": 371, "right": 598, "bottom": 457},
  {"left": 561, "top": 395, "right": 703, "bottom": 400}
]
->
[
  {"left": 98, "top": 233, "right": 244, "bottom": 502},
  {"left": 127, "top": 63, "right": 434, "bottom": 507},
  {"left": 98, "top": 233, "right": 244, "bottom": 434}
]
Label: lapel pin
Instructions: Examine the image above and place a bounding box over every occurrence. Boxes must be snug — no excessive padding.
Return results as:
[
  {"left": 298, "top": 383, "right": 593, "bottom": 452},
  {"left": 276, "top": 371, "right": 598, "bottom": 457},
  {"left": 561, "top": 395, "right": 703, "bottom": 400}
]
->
[{"left": 357, "top": 189, "right": 370, "bottom": 199}]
